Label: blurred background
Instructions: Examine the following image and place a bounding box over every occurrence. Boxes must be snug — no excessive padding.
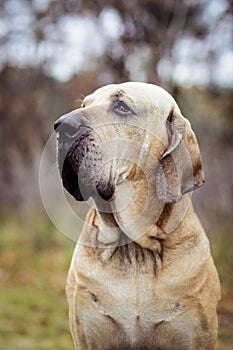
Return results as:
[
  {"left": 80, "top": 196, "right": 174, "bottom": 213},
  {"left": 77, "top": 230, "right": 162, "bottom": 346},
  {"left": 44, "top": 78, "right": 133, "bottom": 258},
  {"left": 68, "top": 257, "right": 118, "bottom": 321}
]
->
[{"left": 0, "top": 0, "right": 232, "bottom": 349}]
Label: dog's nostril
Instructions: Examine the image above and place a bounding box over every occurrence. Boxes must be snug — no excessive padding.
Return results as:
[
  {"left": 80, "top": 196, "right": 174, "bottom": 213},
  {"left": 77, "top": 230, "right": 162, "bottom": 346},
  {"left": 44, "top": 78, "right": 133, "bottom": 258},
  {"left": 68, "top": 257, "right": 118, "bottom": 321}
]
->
[
  {"left": 54, "top": 118, "right": 62, "bottom": 131},
  {"left": 54, "top": 116, "right": 78, "bottom": 137},
  {"left": 54, "top": 117, "right": 63, "bottom": 131},
  {"left": 54, "top": 114, "right": 89, "bottom": 139}
]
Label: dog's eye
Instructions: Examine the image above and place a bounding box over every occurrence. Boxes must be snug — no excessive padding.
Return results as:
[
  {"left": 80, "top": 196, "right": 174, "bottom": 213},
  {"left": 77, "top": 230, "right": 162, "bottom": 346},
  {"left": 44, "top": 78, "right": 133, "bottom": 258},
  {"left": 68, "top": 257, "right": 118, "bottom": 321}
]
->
[{"left": 113, "top": 101, "right": 133, "bottom": 116}]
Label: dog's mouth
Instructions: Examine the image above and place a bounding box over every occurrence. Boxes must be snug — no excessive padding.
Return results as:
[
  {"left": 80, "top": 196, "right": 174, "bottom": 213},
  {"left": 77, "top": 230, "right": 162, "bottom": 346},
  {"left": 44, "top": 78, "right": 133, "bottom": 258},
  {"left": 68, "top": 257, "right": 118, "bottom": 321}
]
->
[
  {"left": 57, "top": 133, "right": 115, "bottom": 202},
  {"left": 61, "top": 156, "right": 85, "bottom": 201}
]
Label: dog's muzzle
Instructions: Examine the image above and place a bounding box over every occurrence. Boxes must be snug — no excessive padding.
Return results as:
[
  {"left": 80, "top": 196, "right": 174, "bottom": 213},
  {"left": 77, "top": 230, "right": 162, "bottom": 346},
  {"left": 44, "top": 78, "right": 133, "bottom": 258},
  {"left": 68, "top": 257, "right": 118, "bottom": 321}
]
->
[{"left": 54, "top": 112, "right": 115, "bottom": 202}]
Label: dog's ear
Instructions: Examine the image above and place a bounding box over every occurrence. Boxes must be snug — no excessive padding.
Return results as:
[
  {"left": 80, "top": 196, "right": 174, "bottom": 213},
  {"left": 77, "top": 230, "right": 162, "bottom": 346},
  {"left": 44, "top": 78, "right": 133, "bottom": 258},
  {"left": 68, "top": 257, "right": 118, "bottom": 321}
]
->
[{"left": 156, "top": 108, "right": 205, "bottom": 203}]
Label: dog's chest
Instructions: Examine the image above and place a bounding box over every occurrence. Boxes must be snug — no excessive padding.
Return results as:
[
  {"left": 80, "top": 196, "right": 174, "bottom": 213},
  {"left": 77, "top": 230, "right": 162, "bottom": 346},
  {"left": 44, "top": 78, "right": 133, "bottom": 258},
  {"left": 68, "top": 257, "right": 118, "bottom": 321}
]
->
[
  {"left": 67, "top": 243, "right": 187, "bottom": 350},
  {"left": 68, "top": 243, "right": 182, "bottom": 343}
]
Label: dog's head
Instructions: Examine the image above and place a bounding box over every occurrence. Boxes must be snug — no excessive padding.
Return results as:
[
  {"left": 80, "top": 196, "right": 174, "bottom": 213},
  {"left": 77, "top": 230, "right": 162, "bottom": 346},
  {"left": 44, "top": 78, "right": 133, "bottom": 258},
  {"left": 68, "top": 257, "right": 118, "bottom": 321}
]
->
[{"left": 54, "top": 82, "right": 204, "bottom": 235}]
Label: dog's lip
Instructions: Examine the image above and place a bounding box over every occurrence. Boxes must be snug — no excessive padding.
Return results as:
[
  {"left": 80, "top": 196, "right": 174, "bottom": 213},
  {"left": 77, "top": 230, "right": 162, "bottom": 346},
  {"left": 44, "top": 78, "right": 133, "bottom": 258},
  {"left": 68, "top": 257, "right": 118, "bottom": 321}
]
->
[
  {"left": 96, "top": 182, "right": 115, "bottom": 201},
  {"left": 58, "top": 143, "right": 116, "bottom": 202},
  {"left": 61, "top": 155, "right": 115, "bottom": 202},
  {"left": 61, "top": 156, "right": 85, "bottom": 201}
]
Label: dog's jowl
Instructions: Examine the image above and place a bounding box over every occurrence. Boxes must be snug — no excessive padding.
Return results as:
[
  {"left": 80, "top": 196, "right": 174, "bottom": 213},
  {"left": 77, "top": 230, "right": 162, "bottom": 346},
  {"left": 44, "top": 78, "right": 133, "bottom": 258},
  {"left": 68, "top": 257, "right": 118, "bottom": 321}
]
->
[{"left": 54, "top": 82, "right": 220, "bottom": 350}]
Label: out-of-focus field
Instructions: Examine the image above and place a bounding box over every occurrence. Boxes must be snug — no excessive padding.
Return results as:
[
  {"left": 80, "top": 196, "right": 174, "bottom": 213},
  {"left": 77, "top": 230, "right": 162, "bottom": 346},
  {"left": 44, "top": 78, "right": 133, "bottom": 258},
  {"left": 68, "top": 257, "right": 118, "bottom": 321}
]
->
[
  {"left": 0, "top": 214, "right": 232, "bottom": 349},
  {"left": 0, "top": 215, "right": 75, "bottom": 350}
]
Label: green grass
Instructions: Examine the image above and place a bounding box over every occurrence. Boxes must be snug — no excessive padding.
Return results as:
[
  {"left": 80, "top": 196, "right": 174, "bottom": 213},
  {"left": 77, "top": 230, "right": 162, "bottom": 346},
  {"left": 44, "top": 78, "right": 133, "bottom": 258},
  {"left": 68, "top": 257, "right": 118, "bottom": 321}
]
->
[
  {"left": 211, "top": 226, "right": 233, "bottom": 350},
  {"left": 0, "top": 214, "right": 232, "bottom": 349},
  {"left": 0, "top": 214, "right": 75, "bottom": 349}
]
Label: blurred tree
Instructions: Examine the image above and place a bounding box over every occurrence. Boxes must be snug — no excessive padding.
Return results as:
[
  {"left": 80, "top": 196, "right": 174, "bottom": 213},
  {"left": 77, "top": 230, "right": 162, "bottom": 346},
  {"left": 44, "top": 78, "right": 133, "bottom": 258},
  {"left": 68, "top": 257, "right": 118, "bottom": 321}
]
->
[
  {"left": 84, "top": 0, "right": 211, "bottom": 84},
  {"left": 0, "top": 65, "right": 98, "bottom": 211},
  {"left": 0, "top": 0, "right": 232, "bottom": 219},
  {"left": 0, "top": 0, "right": 232, "bottom": 87}
]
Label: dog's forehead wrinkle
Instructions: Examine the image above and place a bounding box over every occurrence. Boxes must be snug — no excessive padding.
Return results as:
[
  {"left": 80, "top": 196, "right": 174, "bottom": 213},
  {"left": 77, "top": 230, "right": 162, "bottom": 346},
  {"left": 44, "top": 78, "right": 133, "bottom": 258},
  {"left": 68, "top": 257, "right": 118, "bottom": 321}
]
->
[
  {"left": 88, "top": 82, "right": 174, "bottom": 100},
  {"left": 111, "top": 88, "right": 125, "bottom": 97}
]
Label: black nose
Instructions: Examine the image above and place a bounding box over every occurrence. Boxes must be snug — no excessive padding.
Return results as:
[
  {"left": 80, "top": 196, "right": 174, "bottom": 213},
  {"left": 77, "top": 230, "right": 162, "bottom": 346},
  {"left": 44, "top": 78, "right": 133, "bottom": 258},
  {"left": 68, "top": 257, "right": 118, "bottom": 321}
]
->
[
  {"left": 54, "top": 115, "right": 71, "bottom": 131},
  {"left": 54, "top": 117, "right": 62, "bottom": 131},
  {"left": 54, "top": 113, "right": 85, "bottom": 139}
]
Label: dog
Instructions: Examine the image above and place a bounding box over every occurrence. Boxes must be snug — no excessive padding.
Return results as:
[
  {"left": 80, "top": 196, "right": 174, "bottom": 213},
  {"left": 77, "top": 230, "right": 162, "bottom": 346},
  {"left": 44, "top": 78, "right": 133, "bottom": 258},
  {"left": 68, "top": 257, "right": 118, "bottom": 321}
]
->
[{"left": 54, "top": 82, "right": 221, "bottom": 350}]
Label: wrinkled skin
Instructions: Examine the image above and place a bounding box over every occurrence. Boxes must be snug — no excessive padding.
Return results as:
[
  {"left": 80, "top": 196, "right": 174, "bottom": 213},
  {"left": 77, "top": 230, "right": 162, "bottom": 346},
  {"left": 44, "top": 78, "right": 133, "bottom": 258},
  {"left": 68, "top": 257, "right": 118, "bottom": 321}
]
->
[{"left": 55, "top": 82, "right": 221, "bottom": 350}]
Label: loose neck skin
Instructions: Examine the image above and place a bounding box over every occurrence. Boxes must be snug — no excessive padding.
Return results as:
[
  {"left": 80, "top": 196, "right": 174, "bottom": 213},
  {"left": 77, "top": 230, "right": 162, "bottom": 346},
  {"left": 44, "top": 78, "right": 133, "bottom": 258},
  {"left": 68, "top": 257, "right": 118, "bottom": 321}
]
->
[{"left": 79, "top": 193, "right": 198, "bottom": 256}]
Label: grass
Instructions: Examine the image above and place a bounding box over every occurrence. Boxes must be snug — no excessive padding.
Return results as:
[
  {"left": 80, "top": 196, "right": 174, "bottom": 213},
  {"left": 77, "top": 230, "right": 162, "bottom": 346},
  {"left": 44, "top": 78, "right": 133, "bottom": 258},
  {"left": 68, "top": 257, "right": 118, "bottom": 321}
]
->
[
  {"left": 0, "top": 214, "right": 232, "bottom": 349},
  {"left": 0, "top": 214, "right": 75, "bottom": 350},
  {"left": 211, "top": 226, "right": 233, "bottom": 350}
]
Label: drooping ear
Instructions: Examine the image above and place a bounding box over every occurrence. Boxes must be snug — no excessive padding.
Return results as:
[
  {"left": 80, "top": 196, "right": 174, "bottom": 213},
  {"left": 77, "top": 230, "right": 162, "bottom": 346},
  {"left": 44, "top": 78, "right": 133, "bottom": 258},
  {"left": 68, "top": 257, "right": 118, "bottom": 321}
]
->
[{"left": 156, "top": 108, "right": 205, "bottom": 203}]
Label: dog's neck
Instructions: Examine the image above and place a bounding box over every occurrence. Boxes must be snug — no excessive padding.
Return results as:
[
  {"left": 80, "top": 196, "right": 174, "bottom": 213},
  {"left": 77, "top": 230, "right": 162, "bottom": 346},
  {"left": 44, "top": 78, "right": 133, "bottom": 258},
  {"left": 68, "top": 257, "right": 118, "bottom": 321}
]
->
[
  {"left": 156, "top": 194, "right": 191, "bottom": 235},
  {"left": 79, "top": 195, "right": 192, "bottom": 253}
]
